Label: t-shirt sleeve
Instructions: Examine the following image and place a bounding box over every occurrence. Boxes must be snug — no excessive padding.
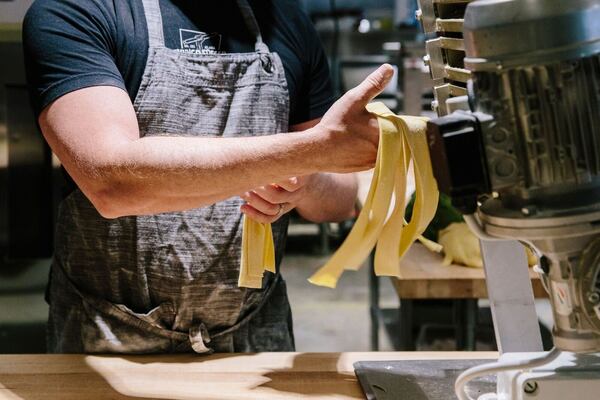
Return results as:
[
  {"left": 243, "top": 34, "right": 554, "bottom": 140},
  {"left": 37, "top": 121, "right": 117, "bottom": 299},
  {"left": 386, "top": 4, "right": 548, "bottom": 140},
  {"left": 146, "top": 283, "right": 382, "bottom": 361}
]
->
[
  {"left": 292, "top": 10, "right": 334, "bottom": 125},
  {"left": 23, "top": 0, "right": 126, "bottom": 117}
]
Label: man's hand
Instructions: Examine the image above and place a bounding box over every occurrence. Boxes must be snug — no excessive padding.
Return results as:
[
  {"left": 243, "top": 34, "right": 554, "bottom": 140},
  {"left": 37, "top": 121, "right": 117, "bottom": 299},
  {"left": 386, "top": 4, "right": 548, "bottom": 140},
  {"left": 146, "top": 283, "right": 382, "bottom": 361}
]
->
[
  {"left": 310, "top": 63, "right": 395, "bottom": 173},
  {"left": 240, "top": 176, "right": 312, "bottom": 223}
]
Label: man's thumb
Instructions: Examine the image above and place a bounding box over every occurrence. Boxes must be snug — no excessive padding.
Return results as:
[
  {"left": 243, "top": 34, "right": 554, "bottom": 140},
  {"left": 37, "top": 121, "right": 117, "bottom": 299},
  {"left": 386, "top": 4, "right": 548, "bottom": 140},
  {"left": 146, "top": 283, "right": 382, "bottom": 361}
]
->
[{"left": 351, "top": 64, "right": 395, "bottom": 105}]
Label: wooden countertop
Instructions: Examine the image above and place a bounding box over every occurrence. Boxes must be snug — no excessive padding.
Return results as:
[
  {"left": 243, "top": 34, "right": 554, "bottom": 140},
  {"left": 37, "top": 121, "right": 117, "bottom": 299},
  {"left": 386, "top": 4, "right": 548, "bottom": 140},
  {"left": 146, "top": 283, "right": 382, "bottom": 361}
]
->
[
  {"left": 0, "top": 352, "right": 497, "bottom": 399},
  {"left": 394, "top": 244, "right": 547, "bottom": 299}
]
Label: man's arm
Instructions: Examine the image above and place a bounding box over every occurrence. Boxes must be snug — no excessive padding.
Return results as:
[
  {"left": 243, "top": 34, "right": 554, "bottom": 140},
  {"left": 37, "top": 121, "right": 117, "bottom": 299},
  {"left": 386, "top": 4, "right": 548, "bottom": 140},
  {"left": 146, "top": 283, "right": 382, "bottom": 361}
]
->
[
  {"left": 40, "top": 65, "right": 393, "bottom": 219},
  {"left": 239, "top": 118, "right": 357, "bottom": 223}
]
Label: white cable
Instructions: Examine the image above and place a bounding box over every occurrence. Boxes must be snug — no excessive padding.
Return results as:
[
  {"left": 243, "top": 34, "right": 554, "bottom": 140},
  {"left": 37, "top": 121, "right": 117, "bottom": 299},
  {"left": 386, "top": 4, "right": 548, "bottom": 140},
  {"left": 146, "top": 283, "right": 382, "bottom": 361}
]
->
[
  {"left": 532, "top": 264, "right": 551, "bottom": 294},
  {"left": 464, "top": 214, "right": 504, "bottom": 241},
  {"left": 465, "top": 214, "right": 549, "bottom": 293},
  {"left": 455, "top": 348, "right": 562, "bottom": 400}
]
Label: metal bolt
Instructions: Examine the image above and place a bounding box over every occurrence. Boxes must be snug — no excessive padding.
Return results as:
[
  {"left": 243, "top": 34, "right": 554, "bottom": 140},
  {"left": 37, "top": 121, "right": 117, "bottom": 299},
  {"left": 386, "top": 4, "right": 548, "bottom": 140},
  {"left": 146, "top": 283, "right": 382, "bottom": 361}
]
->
[
  {"left": 521, "top": 206, "right": 537, "bottom": 216},
  {"left": 524, "top": 381, "right": 538, "bottom": 394},
  {"left": 588, "top": 291, "right": 600, "bottom": 304}
]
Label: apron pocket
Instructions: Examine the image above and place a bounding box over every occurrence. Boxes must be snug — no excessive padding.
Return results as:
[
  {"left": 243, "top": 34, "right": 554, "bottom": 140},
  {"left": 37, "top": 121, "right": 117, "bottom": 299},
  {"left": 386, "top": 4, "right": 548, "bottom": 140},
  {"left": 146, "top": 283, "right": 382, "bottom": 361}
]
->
[{"left": 80, "top": 299, "right": 186, "bottom": 354}]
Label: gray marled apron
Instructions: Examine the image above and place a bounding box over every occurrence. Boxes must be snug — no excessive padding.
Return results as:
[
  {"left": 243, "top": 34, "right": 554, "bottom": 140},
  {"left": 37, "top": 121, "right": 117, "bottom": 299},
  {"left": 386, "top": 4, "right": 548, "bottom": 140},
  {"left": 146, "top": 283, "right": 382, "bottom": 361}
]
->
[{"left": 46, "top": 0, "right": 294, "bottom": 354}]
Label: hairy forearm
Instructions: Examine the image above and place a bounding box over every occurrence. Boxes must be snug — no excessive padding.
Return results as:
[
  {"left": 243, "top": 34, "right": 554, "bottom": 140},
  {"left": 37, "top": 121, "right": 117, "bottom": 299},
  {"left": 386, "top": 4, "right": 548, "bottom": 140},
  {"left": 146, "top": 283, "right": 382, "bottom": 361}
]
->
[
  {"left": 67, "top": 130, "right": 329, "bottom": 218},
  {"left": 295, "top": 173, "right": 358, "bottom": 223}
]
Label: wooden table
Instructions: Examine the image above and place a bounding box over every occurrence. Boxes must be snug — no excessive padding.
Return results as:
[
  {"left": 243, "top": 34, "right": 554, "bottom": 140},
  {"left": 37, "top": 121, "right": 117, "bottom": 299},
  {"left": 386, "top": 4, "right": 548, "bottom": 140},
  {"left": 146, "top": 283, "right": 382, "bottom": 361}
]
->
[
  {"left": 379, "top": 245, "right": 548, "bottom": 351},
  {"left": 394, "top": 244, "right": 546, "bottom": 300},
  {"left": 0, "top": 352, "right": 498, "bottom": 400}
]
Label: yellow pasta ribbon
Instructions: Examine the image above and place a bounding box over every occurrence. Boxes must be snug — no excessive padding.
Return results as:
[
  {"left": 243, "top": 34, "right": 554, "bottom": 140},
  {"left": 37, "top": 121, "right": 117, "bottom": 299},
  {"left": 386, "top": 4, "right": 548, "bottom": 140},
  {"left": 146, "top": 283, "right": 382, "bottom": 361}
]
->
[
  {"left": 238, "top": 216, "right": 275, "bottom": 288},
  {"left": 308, "top": 102, "right": 441, "bottom": 288}
]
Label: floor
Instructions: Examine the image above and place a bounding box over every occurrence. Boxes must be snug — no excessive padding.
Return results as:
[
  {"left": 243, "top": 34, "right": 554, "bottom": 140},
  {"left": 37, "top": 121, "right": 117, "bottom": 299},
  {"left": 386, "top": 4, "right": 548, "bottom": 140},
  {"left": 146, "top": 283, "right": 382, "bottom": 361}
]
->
[
  {"left": 283, "top": 253, "right": 398, "bottom": 352},
  {"left": 0, "top": 260, "right": 49, "bottom": 353}
]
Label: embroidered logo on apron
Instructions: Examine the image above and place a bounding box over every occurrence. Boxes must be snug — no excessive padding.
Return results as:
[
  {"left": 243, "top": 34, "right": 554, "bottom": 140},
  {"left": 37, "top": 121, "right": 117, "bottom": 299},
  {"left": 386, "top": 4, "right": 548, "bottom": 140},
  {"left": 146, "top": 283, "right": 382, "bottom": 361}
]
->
[{"left": 179, "top": 29, "right": 223, "bottom": 54}]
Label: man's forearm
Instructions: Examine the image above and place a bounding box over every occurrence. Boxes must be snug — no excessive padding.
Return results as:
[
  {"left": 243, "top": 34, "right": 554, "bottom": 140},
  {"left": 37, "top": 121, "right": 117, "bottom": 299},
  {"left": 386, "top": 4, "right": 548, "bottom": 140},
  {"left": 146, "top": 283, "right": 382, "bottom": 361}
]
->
[
  {"left": 295, "top": 173, "right": 358, "bottom": 222},
  {"left": 74, "top": 130, "right": 329, "bottom": 218}
]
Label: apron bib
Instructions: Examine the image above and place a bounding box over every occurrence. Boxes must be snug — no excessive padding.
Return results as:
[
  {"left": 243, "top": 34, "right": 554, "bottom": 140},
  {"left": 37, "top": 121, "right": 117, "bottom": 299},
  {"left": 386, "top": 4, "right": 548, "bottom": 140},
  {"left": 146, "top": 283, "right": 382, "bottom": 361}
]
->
[{"left": 47, "top": 0, "right": 294, "bottom": 354}]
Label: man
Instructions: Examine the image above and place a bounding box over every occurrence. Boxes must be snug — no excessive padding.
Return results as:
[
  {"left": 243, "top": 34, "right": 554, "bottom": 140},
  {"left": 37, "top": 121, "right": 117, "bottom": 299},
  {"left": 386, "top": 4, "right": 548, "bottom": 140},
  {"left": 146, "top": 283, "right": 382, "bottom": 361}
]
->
[{"left": 23, "top": 0, "right": 393, "bottom": 353}]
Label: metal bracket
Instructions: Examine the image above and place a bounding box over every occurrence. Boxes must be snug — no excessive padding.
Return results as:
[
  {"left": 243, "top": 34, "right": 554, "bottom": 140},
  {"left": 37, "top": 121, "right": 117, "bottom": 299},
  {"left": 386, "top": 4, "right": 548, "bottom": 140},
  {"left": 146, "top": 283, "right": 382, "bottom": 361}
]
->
[{"left": 480, "top": 240, "right": 543, "bottom": 353}]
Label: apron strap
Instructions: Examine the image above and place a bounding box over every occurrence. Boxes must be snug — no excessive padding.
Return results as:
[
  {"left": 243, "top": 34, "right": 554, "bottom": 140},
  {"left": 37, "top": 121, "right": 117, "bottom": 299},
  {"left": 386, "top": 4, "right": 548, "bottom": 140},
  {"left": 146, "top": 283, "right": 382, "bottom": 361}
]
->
[
  {"left": 141, "top": 0, "right": 166, "bottom": 48},
  {"left": 235, "top": 0, "right": 270, "bottom": 53}
]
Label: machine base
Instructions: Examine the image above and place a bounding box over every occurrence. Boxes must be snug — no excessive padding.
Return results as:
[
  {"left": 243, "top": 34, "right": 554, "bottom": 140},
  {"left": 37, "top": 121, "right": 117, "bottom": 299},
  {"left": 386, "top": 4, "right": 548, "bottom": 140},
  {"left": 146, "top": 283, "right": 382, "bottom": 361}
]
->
[
  {"left": 354, "top": 359, "right": 494, "bottom": 400},
  {"left": 495, "top": 352, "right": 600, "bottom": 400}
]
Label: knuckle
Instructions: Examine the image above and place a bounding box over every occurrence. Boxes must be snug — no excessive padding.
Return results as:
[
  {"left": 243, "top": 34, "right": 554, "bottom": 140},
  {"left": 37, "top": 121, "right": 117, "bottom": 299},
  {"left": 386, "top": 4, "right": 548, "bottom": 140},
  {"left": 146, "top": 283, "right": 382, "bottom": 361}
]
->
[
  {"left": 290, "top": 180, "right": 303, "bottom": 191},
  {"left": 368, "top": 73, "right": 384, "bottom": 90}
]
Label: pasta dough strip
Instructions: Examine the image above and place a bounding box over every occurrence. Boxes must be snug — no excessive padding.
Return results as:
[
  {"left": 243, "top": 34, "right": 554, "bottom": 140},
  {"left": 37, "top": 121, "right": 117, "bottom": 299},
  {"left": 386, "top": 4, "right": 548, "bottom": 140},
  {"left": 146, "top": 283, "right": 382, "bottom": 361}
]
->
[
  {"left": 309, "top": 102, "right": 440, "bottom": 288},
  {"left": 239, "top": 216, "right": 275, "bottom": 288}
]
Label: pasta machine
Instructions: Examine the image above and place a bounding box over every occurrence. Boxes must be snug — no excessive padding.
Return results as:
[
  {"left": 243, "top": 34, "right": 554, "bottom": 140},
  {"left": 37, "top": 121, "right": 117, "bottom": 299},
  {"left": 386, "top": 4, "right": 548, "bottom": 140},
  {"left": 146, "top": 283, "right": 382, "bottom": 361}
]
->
[{"left": 421, "top": 0, "right": 600, "bottom": 398}]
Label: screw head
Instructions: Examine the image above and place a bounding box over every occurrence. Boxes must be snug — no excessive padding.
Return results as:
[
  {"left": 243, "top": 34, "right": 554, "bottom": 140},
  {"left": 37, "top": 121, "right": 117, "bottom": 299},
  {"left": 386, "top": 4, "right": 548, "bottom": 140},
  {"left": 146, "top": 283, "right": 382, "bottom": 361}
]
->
[
  {"left": 524, "top": 381, "right": 538, "bottom": 394},
  {"left": 588, "top": 291, "right": 600, "bottom": 304},
  {"left": 521, "top": 206, "right": 537, "bottom": 216}
]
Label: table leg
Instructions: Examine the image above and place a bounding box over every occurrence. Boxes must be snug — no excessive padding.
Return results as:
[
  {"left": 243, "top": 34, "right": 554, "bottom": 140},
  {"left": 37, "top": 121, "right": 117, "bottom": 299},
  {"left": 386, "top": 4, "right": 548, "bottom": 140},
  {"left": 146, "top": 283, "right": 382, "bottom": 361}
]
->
[
  {"left": 399, "top": 299, "right": 415, "bottom": 350},
  {"left": 368, "top": 251, "right": 380, "bottom": 351},
  {"left": 454, "top": 299, "right": 479, "bottom": 351},
  {"left": 454, "top": 300, "right": 465, "bottom": 350},
  {"left": 318, "top": 223, "right": 329, "bottom": 255},
  {"left": 465, "top": 299, "right": 478, "bottom": 351}
]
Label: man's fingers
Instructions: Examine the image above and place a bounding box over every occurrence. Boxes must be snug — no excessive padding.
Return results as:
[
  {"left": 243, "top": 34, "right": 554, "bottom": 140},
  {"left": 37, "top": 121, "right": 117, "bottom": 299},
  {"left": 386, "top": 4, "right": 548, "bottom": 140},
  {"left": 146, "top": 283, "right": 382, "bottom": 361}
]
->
[
  {"left": 240, "top": 191, "right": 280, "bottom": 216},
  {"left": 349, "top": 64, "right": 394, "bottom": 105},
  {"left": 241, "top": 203, "right": 291, "bottom": 224},
  {"left": 276, "top": 177, "right": 303, "bottom": 192},
  {"left": 241, "top": 204, "right": 277, "bottom": 223},
  {"left": 254, "top": 185, "right": 293, "bottom": 204}
]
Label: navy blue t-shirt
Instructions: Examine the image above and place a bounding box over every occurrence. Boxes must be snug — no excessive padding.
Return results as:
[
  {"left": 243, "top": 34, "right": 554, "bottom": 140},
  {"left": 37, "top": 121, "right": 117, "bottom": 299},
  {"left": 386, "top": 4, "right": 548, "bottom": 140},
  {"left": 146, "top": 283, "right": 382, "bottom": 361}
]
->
[{"left": 23, "top": 0, "right": 334, "bottom": 126}]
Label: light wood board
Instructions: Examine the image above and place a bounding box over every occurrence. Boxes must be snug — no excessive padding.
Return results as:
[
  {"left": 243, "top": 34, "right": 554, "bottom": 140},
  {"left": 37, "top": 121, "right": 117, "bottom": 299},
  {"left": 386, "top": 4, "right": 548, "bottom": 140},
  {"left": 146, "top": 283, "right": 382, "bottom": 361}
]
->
[{"left": 0, "top": 352, "right": 498, "bottom": 400}]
